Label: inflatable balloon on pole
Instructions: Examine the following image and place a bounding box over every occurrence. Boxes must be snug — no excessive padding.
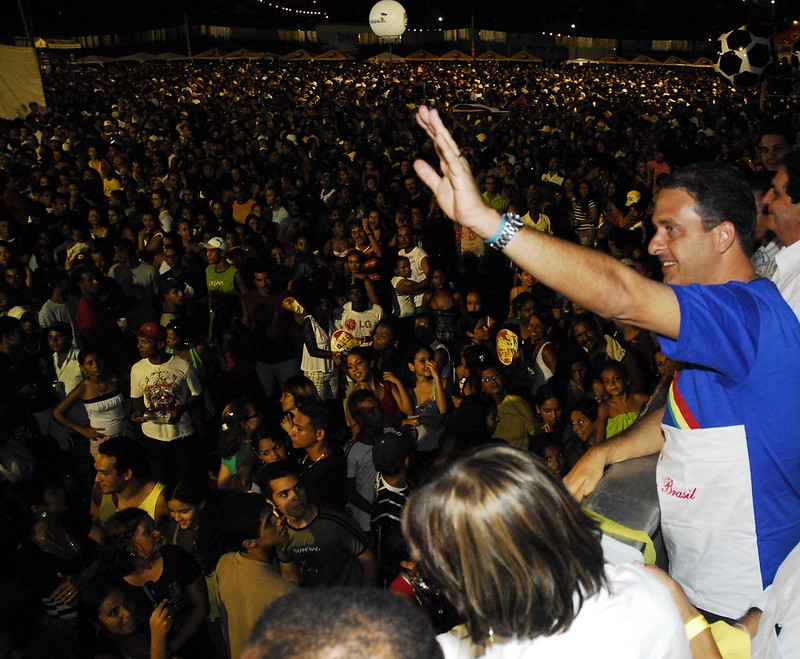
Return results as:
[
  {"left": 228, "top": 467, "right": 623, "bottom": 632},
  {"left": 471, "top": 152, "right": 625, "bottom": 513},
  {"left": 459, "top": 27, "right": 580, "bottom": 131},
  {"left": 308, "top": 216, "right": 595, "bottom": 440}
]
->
[
  {"left": 714, "top": 25, "right": 775, "bottom": 88},
  {"left": 369, "top": 0, "right": 407, "bottom": 41}
]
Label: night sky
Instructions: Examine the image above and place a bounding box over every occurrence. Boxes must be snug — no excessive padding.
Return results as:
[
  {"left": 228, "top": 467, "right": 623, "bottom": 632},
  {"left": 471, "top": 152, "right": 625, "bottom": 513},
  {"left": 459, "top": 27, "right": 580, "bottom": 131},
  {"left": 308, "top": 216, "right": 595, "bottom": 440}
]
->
[{"left": 1, "top": 0, "right": 794, "bottom": 41}]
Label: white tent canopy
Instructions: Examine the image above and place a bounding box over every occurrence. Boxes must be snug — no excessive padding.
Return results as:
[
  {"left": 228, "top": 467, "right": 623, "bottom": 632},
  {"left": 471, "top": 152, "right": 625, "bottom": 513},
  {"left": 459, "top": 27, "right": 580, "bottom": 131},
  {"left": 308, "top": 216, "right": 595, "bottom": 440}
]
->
[
  {"left": 0, "top": 45, "right": 46, "bottom": 119},
  {"left": 116, "top": 52, "right": 159, "bottom": 62},
  {"left": 368, "top": 51, "right": 406, "bottom": 62}
]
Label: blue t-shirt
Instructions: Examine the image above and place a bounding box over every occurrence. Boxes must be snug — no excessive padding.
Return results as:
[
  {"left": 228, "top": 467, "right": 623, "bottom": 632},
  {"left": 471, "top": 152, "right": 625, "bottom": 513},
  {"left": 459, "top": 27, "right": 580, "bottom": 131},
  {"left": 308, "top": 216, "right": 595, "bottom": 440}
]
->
[{"left": 657, "top": 279, "right": 800, "bottom": 616}]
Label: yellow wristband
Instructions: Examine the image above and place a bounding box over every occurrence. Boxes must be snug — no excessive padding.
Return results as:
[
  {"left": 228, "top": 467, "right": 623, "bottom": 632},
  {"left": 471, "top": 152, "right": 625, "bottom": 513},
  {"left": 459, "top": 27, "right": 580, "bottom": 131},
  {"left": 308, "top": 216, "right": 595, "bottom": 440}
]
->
[{"left": 685, "top": 614, "right": 710, "bottom": 640}]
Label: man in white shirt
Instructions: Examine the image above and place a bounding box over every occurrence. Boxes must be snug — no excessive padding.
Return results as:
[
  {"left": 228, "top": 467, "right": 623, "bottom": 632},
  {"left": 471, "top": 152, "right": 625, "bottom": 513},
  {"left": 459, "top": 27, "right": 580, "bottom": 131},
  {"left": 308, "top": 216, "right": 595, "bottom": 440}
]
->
[
  {"left": 151, "top": 189, "right": 173, "bottom": 233},
  {"left": 397, "top": 225, "right": 429, "bottom": 308},
  {"left": 762, "top": 151, "right": 800, "bottom": 319},
  {"left": 130, "top": 321, "right": 203, "bottom": 482},
  {"left": 333, "top": 279, "right": 384, "bottom": 346}
]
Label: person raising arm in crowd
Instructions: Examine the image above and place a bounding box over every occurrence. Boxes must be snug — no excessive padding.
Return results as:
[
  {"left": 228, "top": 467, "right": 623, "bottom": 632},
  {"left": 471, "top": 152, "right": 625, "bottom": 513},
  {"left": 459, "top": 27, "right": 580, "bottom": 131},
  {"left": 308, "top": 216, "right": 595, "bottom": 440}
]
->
[{"left": 412, "top": 105, "right": 800, "bottom": 623}]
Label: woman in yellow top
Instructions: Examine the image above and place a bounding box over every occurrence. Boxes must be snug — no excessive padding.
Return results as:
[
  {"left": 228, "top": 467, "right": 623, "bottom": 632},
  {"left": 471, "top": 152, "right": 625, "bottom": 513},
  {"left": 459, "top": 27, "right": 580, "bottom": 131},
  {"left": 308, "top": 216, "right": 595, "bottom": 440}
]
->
[{"left": 479, "top": 362, "right": 535, "bottom": 451}]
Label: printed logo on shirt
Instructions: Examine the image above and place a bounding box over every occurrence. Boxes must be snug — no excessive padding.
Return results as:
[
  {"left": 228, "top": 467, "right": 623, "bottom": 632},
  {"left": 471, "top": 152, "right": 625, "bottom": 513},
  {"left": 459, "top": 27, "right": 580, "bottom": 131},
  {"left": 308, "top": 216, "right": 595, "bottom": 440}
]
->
[{"left": 661, "top": 476, "right": 697, "bottom": 500}]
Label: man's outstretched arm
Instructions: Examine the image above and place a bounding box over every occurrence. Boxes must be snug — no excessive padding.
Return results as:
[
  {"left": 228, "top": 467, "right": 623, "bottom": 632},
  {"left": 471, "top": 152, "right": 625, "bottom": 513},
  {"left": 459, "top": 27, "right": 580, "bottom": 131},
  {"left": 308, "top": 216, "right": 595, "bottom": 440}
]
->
[{"left": 413, "top": 106, "right": 681, "bottom": 340}]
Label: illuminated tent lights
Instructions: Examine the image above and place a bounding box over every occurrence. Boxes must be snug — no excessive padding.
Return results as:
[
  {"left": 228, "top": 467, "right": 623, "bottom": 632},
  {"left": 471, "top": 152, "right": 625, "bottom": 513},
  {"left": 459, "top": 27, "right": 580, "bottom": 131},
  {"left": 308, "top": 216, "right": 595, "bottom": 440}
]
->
[{"left": 258, "top": 1, "right": 330, "bottom": 17}]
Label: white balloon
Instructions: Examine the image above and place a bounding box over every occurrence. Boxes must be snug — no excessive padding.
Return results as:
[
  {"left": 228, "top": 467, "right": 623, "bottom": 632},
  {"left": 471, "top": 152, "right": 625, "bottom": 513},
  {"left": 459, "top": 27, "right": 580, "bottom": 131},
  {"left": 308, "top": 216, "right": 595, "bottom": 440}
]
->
[{"left": 369, "top": 0, "right": 407, "bottom": 38}]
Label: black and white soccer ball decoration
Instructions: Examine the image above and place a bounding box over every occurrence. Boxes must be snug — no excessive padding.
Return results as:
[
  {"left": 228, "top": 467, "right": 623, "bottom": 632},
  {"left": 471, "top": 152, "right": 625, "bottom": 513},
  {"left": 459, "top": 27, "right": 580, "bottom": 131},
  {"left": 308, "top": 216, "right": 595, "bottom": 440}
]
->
[{"left": 715, "top": 26, "right": 774, "bottom": 88}]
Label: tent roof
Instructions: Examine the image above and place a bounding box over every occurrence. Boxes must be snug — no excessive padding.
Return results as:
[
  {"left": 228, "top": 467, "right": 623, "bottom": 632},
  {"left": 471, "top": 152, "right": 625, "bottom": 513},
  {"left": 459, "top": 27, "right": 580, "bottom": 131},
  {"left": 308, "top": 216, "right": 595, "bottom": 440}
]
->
[
  {"left": 282, "top": 49, "right": 314, "bottom": 61},
  {"left": 312, "top": 49, "right": 354, "bottom": 61},
  {"left": 224, "top": 48, "right": 271, "bottom": 60},
  {"left": 598, "top": 53, "right": 629, "bottom": 63},
  {"left": 153, "top": 52, "right": 189, "bottom": 61},
  {"left": 508, "top": 51, "right": 542, "bottom": 62},
  {"left": 194, "top": 48, "right": 227, "bottom": 59},
  {"left": 116, "top": 51, "right": 159, "bottom": 62},
  {"left": 76, "top": 54, "right": 115, "bottom": 64},
  {"left": 368, "top": 51, "right": 406, "bottom": 62},
  {"left": 439, "top": 49, "right": 471, "bottom": 61},
  {"left": 693, "top": 56, "right": 714, "bottom": 67},
  {"left": 476, "top": 50, "right": 508, "bottom": 61},
  {"left": 662, "top": 55, "right": 690, "bottom": 66},
  {"left": 630, "top": 54, "right": 661, "bottom": 64},
  {"left": 405, "top": 49, "right": 439, "bottom": 60}
]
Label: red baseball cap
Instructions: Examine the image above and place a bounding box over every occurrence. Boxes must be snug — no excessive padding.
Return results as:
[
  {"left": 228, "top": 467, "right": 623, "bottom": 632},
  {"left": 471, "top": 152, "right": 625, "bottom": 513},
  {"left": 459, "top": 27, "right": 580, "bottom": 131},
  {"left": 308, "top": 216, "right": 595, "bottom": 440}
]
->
[{"left": 136, "top": 321, "right": 166, "bottom": 341}]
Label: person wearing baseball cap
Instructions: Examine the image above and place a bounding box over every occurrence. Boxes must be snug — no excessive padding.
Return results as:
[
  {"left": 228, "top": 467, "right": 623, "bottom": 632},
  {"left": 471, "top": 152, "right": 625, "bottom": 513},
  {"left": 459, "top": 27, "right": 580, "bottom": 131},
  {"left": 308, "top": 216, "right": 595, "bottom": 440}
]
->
[
  {"left": 201, "top": 236, "right": 228, "bottom": 252},
  {"left": 333, "top": 276, "right": 384, "bottom": 347},
  {"left": 371, "top": 426, "right": 416, "bottom": 587},
  {"left": 622, "top": 189, "right": 647, "bottom": 248},
  {"left": 203, "top": 237, "right": 245, "bottom": 326},
  {"left": 130, "top": 320, "right": 203, "bottom": 481}
]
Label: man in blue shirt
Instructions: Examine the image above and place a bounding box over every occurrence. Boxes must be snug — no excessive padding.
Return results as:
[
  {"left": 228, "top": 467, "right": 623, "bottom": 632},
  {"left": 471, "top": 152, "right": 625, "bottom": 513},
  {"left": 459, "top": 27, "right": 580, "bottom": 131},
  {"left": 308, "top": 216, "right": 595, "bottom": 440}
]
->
[{"left": 412, "top": 106, "right": 800, "bottom": 621}]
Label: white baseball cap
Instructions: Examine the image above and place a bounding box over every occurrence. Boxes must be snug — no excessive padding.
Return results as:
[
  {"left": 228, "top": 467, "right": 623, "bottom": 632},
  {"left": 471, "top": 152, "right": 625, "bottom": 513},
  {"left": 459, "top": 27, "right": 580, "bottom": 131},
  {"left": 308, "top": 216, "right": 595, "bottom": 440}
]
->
[{"left": 201, "top": 237, "right": 228, "bottom": 252}]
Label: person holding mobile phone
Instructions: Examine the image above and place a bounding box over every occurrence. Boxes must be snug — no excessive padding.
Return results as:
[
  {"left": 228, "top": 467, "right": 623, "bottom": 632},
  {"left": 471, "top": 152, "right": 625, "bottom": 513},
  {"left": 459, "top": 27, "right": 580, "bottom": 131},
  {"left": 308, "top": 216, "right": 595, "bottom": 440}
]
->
[
  {"left": 103, "top": 508, "right": 219, "bottom": 658},
  {"left": 80, "top": 578, "right": 174, "bottom": 659}
]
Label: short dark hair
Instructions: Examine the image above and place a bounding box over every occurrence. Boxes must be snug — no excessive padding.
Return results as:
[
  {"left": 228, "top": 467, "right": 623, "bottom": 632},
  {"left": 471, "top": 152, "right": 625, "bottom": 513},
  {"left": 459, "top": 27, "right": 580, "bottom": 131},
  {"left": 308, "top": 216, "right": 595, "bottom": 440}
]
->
[
  {"left": 347, "top": 388, "right": 380, "bottom": 419},
  {"left": 258, "top": 461, "right": 301, "bottom": 499},
  {"left": 511, "top": 291, "right": 536, "bottom": 313},
  {"left": 97, "top": 436, "right": 148, "bottom": 478},
  {"left": 0, "top": 316, "right": 21, "bottom": 340},
  {"left": 243, "top": 587, "right": 443, "bottom": 659},
  {"left": 114, "top": 238, "right": 137, "bottom": 261},
  {"left": 570, "top": 397, "right": 599, "bottom": 422},
  {"left": 758, "top": 121, "right": 792, "bottom": 144},
  {"left": 782, "top": 150, "right": 800, "bottom": 204},
  {"left": 45, "top": 321, "right": 72, "bottom": 339},
  {"left": 660, "top": 162, "right": 755, "bottom": 253},
  {"left": 214, "top": 493, "right": 269, "bottom": 554},
  {"left": 295, "top": 400, "right": 330, "bottom": 433},
  {"left": 71, "top": 264, "right": 99, "bottom": 286}
]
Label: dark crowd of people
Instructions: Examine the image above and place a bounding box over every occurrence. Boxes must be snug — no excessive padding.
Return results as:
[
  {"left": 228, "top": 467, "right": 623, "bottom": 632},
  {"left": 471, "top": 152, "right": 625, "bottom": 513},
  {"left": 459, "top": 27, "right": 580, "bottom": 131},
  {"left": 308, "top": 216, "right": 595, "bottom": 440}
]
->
[{"left": 1, "top": 57, "right": 799, "bottom": 658}]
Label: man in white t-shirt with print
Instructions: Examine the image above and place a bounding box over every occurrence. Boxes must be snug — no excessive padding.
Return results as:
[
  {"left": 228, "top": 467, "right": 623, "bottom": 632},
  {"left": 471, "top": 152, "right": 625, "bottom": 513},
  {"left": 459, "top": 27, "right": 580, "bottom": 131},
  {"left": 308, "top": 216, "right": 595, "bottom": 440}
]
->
[
  {"left": 130, "top": 321, "right": 203, "bottom": 482},
  {"left": 333, "top": 279, "right": 383, "bottom": 346}
]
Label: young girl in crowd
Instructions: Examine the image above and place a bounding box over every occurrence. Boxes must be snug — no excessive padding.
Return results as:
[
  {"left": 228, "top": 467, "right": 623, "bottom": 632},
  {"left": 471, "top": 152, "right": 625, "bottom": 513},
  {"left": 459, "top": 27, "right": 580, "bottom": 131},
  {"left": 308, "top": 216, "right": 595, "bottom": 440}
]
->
[
  {"left": 252, "top": 425, "right": 290, "bottom": 468},
  {"left": 164, "top": 477, "right": 221, "bottom": 648},
  {"left": 250, "top": 424, "right": 293, "bottom": 495},
  {"left": 533, "top": 385, "right": 566, "bottom": 438},
  {"left": 53, "top": 349, "right": 130, "bottom": 459},
  {"left": 80, "top": 579, "right": 173, "bottom": 659},
  {"left": 345, "top": 347, "right": 412, "bottom": 432},
  {"left": 595, "top": 361, "right": 649, "bottom": 444},
  {"left": 299, "top": 292, "right": 340, "bottom": 401},
  {"left": 524, "top": 310, "right": 558, "bottom": 395},
  {"left": 422, "top": 266, "right": 460, "bottom": 348},
  {"left": 508, "top": 268, "right": 536, "bottom": 315},
  {"left": 404, "top": 343, "right": 449, "bottom": 457}
]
